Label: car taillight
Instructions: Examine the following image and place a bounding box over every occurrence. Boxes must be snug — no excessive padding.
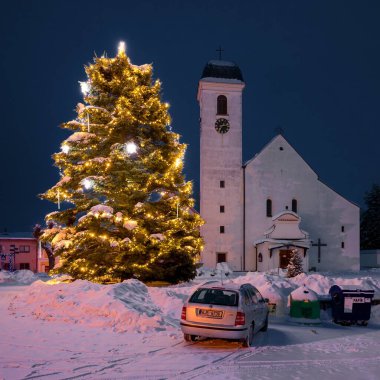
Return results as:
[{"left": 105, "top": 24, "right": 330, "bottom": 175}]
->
[
  {"left": 235, "top": 311, "right": 245, "bottom": 326},
  {"left": 181, "top": 306, "right": 187, "bottom": 320}
]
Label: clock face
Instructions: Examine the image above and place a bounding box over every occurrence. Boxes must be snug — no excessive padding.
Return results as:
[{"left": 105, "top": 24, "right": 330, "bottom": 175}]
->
[{"left": 215, "top": 118, "right": 230, "bottom": 134}]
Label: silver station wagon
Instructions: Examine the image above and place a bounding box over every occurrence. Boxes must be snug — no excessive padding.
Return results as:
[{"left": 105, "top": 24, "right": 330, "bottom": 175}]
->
[{"left": 180, "top": 282, "right": 269, "bottom": 347}]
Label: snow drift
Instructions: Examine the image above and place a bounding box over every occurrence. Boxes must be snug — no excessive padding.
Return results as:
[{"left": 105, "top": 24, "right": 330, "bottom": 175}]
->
[{"left": 7, "top": 269, "right": 380, "bottom": 333}]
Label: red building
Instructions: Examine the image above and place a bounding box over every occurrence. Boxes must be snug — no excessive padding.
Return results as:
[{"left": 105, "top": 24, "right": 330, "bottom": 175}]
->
[{"left": 0, "top": 232, "right": 43, "bottom": 272}]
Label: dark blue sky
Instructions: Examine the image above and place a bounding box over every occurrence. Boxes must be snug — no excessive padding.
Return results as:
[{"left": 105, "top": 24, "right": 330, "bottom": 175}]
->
[{"left": 1, "top": 0, "right": 379, "bottom": 232}]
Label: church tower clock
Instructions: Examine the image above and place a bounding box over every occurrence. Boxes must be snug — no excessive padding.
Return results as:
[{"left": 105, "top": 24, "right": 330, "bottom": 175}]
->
[{"left": 197, "top": 60, "right": 245, "bottom": 270}]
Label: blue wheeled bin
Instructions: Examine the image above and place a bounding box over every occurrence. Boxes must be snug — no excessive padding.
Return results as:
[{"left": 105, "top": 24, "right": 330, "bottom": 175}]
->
[{"left": 329, "top": 285, "right": 374, "bottom": 326}]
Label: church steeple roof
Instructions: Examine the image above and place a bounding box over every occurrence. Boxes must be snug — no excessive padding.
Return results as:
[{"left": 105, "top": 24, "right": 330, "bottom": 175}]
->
[{"left": 201, "top": 60, "right": 244, "bottom": 82}]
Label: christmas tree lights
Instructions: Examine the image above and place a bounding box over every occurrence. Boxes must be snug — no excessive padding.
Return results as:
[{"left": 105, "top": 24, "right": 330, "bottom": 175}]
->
[{"left": 40, "top": 42, "right": 203, "bottom": 283}]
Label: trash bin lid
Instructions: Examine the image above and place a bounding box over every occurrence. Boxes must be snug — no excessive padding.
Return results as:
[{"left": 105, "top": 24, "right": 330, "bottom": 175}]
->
[
  {"left": 290, "top": 286, "right": 318, "bottom": 302},
  {"left": 329, "top": 284, "right": 375, "bottom": 296}
]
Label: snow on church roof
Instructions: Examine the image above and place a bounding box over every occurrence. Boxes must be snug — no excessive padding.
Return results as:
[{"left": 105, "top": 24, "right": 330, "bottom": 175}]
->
[{"left": 272, "top": 210, "right": 299, "bottom": 221}]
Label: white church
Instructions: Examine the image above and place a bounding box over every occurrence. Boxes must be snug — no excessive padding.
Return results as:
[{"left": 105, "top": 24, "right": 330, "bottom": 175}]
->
[{"left": 198, "top": 60, "right": 360, "bottom": 272}]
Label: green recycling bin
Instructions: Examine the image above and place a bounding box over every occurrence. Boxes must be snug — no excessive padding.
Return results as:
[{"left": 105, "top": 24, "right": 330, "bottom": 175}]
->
[{"left": 289, "top": 286, "right": 320, "bottom": 319}]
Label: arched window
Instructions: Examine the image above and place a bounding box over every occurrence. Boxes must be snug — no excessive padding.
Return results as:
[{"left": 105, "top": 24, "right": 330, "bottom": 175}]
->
[
  {"left": 266, "top": 199, "right": 272, "bottom": 217},
  {"left": 292, "top": 199, "right": 298, "bottom": 213},
  {"left": 258, "top": 253, "right": 263, "bottom": 263},
  {"left": 217, "top": 95, "right": 227, "bottom": 115}
]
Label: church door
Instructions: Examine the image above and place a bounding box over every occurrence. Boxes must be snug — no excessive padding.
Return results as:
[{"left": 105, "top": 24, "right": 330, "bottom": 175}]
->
[{"left": 279, "top": 250, "right": 293, "bottom": 269}]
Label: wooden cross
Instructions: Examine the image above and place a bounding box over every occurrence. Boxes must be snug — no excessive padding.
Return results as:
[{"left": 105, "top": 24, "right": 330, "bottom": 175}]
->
[
  {"left": 312, "top": 238, "right": 327, "bottom": 263},
  {"left": 216, "top": 46, "right": 224, "bottom": 60}
]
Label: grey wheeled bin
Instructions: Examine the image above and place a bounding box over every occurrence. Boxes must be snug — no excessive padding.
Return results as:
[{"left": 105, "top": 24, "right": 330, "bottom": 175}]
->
[{"left": 329, "top": 285, "right": 374, "bottom": 326}]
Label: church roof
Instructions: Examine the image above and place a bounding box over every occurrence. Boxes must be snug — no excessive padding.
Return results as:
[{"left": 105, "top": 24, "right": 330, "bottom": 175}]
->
[
  {"left": 201, "top": 60, "right": 244, "bottom": 82},
  {"left": 244, "top": 134, "right": 359, "bottom": 208},
  {"left": 0, "top": 231, "right": 35, "bottom": 239}
]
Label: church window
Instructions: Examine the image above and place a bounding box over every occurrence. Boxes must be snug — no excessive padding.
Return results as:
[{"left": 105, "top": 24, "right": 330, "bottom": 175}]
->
[
  {"left": 220, "top": 205, "right": 225, "bottom": 213},
  {"left": 258, "top": 253, "right": 263, "bottom": 263},
  {"left": 217, "top": 252, "right": 227, "bottom": 263},
  {"left": 220, "top": 180, "right": 225, "bottom": 188},
  {"left": 341, "top": 226, "right": 345, "bottom": 232},
  {"left": 217, "top": 95, "right": 227, "bottom": 115},
  {"left": 341, "top": 242, "right": 345, "bottom": 249},
  {"left": 292, "top": 199, "right": 298, "bottom": 213},
  {"left": 220, "top": 226, "right": 225, "bottom": 233},
  {"left": 266, "top": 199, "right": 272, "bottom": 217}
]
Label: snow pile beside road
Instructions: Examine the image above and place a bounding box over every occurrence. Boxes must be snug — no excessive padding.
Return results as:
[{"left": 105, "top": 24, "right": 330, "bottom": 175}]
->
[
  {"left": 9, "top": 270, "right": 380, "bottom": 331},
  {"left": 0, "top": 270, "right": 44, "bottom": 284},
  {"left": 208, "top": 270, "right": 380, "bottom": 316},
  {"left": 10, "top": 279, "right": 186, "bottom": 333}
]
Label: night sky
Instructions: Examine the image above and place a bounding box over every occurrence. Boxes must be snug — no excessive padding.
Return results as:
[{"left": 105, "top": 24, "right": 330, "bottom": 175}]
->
[{"left": 1, "top": 0, "right": 379, "bottom": 232}]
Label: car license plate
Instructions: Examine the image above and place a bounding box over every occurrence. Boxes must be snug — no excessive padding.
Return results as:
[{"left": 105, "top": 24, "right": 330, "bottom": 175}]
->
[{"left": 198, "top": 309, "right": 223, "bottom": 319}]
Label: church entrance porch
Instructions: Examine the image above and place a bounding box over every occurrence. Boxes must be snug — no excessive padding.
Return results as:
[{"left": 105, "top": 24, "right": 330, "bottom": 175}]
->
[{"left": 279, "top": 250, "right": 293, "bottom": 269}]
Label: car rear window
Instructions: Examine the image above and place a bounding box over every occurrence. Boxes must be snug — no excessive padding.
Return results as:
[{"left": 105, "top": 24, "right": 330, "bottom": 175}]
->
[{"left": 189, "top": 288, "right": 239, "bottom": 306}]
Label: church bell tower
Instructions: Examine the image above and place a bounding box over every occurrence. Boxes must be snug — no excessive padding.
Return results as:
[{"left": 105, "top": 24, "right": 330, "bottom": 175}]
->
[{"left": 197, "top": 60, "right": 245, "bottom": 270}]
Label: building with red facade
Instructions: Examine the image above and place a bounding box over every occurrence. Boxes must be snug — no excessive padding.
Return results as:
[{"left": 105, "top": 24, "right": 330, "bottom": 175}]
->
[{"left": 0, "top": 232, "right": 49, "bottom": 273}]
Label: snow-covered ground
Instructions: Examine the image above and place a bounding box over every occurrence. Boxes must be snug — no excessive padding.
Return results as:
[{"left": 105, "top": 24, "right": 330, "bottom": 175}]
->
[{"left": 1, "top": 269, "right": 380, "bottom": 379}]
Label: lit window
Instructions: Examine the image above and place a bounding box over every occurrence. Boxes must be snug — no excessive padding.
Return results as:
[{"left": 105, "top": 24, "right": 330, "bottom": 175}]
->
[{"left": 217, "top": 95, "right": 227, "bottom": 115}]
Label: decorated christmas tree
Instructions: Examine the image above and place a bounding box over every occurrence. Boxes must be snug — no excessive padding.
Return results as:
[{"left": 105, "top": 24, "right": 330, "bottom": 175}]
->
[
  {"left": 286, "top": 249, "right": 303, "bottom": 278},
  {"left": 41, "top": 42, "right": 203, "bottom": 283}
]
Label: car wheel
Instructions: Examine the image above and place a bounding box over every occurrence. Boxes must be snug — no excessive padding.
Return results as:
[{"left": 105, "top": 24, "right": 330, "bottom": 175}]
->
[
  {"left": 184, "top": 334, "right": 197, "bottom": 342},
  {"left": 242, "top": 324, "right": 254, "bottom": 347},
  {"left": 261, "top": 314, "right": 269, "bottom": 332}
]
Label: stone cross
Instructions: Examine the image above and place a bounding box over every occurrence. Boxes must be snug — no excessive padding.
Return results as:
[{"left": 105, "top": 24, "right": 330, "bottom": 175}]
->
[{"left": 312, "top": 238, "right": 327, "bottom": 263}]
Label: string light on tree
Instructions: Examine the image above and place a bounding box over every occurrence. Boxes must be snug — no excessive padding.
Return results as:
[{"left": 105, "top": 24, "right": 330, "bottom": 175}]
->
[
  {"left": 57, "top": 189, "right": 61, "bottom": 209},
  {"left": 124, "top": 141, "right": 138, "bottom": 155},
  {"left": 79, "top": 81, "right": 90, "bottom": 95},
  {"left": 61, "top": 144, "right": 70, "bottom": 154},
  {"left": 174, "top": 157, "right": 183, "bottom": 168},
  {"left": 118, "top": 41, "right": 126, "bottom": 55},
  {"left": 82, "top": 178, "right": 94, "bottom": 190}
]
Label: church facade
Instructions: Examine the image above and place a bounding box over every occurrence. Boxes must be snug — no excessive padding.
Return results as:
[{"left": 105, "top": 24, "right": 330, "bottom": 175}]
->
[{"left": 198, "top": 60, "right": 360, "bottom": 272}]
